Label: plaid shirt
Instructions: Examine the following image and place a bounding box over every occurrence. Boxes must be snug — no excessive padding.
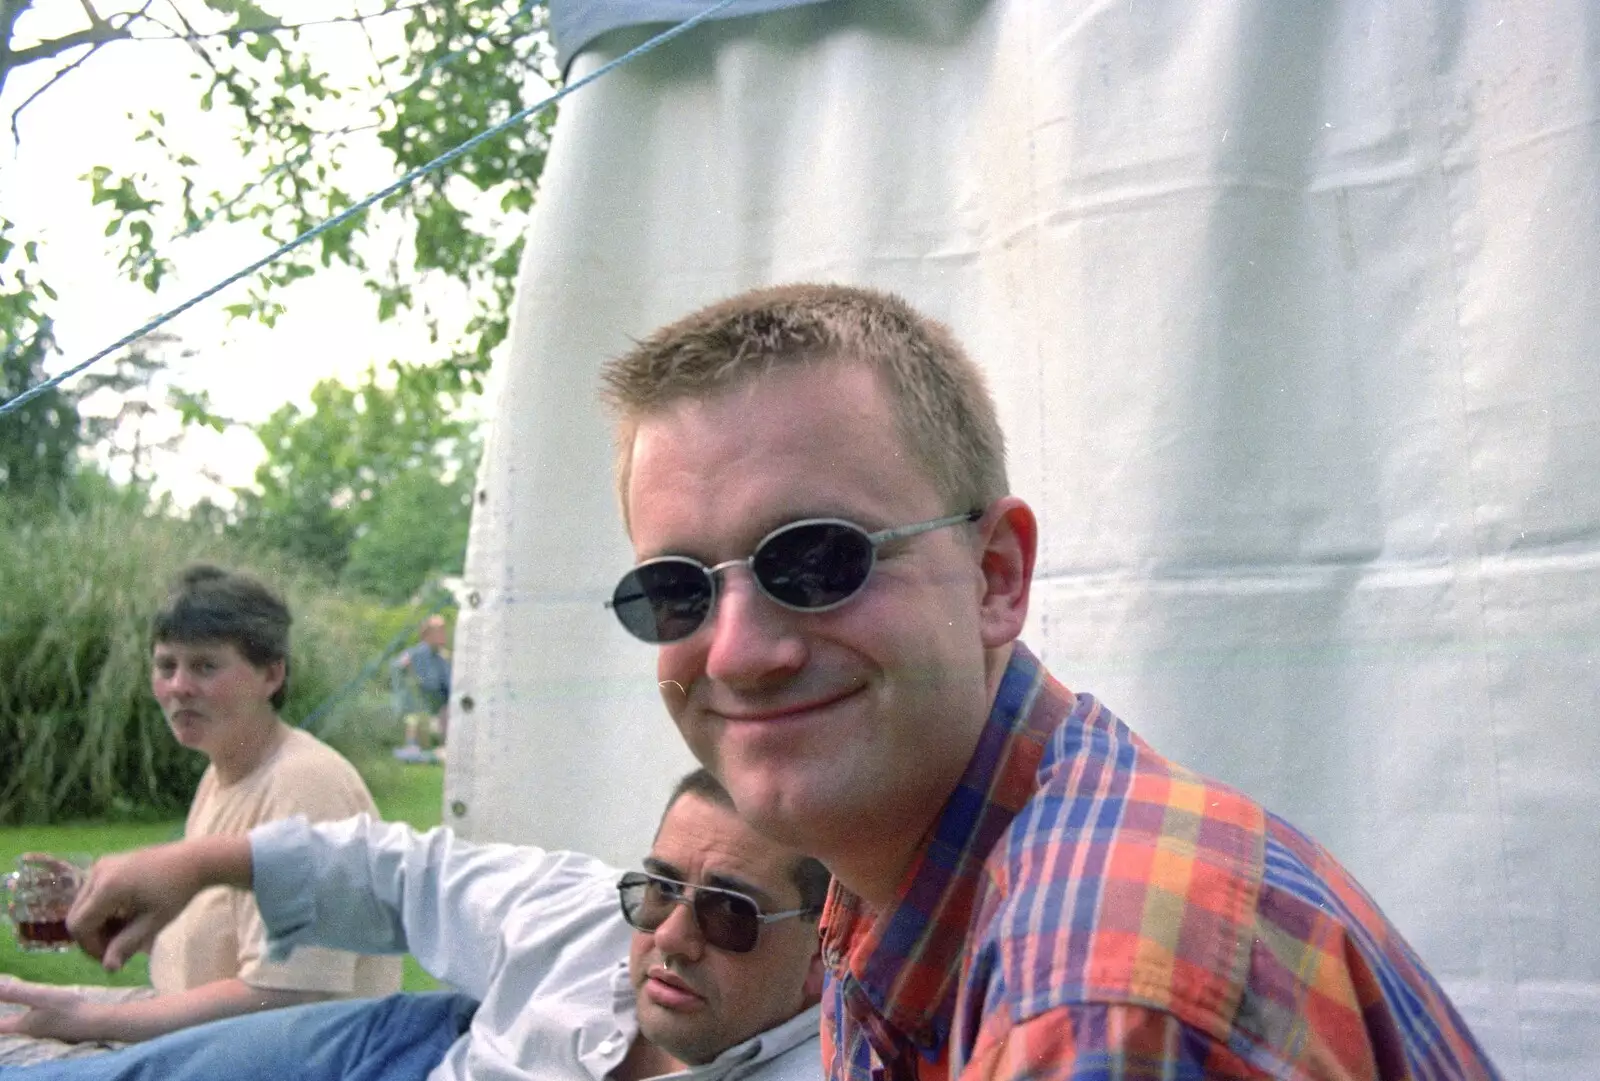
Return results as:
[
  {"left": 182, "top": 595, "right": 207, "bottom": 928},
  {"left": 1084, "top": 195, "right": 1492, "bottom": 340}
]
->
[{"left": 819, "top": 643, "right": 1501, "bottom": 1080}]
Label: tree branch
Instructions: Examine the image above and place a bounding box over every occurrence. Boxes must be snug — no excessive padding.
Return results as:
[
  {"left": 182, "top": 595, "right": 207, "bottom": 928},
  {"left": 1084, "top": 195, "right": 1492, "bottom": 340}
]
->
[
  {"left": 5, "top": 0, "right": 434, "bottom": 75},
  {"left": 151, "top": 0, "right": 210, "bottom": 63},
  {"left": 0, "top": 2, "right": 23, "bottom": 101},
  {"left": 4, "top": 2, "right": 155, "bottom": 131},
  {"left": 11, "top": 39, "right": 104, "bottom": 142},
  {"left": 6, "top": 20, "right": 131, "bottom": 68},
  {"left": 129, "top": 2, "right": 437, "bottom": 44}
]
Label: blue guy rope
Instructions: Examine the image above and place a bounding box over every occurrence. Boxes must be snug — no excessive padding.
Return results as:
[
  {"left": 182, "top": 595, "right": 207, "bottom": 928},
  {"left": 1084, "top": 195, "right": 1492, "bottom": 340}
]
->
[{"left": 0, "top": 0, "right": 740, "bottom": 419}]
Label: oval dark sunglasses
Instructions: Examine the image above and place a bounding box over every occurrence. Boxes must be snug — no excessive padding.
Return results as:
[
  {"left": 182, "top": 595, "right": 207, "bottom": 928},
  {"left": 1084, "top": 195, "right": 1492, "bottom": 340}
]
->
[
  {"left": 607, "top": 509, "right": 981, "bottom": 644},
  {"left": 616, "top": 871, "right": 812, "bottom": 953}
]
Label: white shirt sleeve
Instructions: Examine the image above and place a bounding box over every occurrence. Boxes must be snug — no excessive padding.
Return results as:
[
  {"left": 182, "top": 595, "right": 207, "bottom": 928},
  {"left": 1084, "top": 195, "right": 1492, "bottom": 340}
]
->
[{"left": 249, "top": 814, "right": 618, "bottom": 999}]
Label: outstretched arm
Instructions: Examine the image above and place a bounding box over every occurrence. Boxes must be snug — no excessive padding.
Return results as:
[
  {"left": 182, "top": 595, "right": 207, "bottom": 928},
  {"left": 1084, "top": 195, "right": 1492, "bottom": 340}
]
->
[
  {"left": 7, "top": 835, "right": 340, "bottom": 1045},
  {"left": 250, "top": 815, "right": 615, "bottom": 1000},
  {"left": 0, "top": 977, "right": 327, "bottom": 1045}
]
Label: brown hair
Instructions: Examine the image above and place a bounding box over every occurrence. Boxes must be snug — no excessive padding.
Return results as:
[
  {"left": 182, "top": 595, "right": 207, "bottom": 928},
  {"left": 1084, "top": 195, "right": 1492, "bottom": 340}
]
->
[
  {"left": 600, "top": 284, "right": 1008, "bottom": 524},
  {"left": 664, "top": 768, "right": 831, "bottom": 917},
  {"left": 151, "top": 564, "right": 292, "bottom": 710}
]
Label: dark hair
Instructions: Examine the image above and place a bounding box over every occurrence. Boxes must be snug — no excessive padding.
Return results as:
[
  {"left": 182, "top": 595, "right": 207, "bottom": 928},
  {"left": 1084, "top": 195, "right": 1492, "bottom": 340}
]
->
[
  {"left": 664, "top": 768, "right": 832, "bottom": 917},
  {"left": 150, "top": 564, "right": 292, "bottom": 710}
]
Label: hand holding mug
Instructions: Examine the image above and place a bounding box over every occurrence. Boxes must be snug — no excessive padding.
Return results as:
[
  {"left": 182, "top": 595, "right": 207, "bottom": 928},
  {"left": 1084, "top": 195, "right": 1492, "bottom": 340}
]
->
[
  {"left": 3, "top": 853, "right": 87, "bottom": 953},
  {"left": 69, "top": 839, "right": 232, "bottom": 971}
]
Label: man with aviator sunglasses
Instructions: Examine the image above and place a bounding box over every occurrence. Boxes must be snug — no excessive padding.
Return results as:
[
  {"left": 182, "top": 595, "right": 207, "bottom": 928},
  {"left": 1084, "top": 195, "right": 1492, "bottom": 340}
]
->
[
  {"left": 600, "top": 284, "right": 1502, "bottom": 1079},
  {"left": 6, "top": 769, "right": 827, "bottom": 1081}
]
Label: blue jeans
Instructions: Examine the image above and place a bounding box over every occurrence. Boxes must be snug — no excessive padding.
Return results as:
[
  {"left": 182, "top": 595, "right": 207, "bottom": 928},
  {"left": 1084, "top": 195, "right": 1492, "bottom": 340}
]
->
[{"left": 0, "top": 992, "right": 477, "bottom": 1081}]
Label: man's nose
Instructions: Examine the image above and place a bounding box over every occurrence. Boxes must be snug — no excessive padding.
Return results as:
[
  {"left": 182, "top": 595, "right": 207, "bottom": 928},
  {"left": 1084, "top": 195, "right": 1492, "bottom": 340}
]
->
[
  {"left": 703, "top": 569, "right": 806, "bottom": 685},
  {"left": 650, "top": 897, "right": 706, "bottom": 961}
]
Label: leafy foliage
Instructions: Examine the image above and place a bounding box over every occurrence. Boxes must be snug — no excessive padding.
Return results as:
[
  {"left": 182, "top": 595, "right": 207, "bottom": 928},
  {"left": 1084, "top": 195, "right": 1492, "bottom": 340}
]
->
[
  {"left": 232, "top": 365, "right": 475, "bottom": 597},
  {"left": 2, "top": 2, "right": 536, "bottom": 597},
  {"left": 371, "top": 0, "right": 552, "bottom": 380},
  {"left": 0, "top": 219, "right": 77, "bottom": 498},
  {"left": 1, "top": 0, "right": 555, "bottom": 399},
  {"left": 341, "top": 465, "right": 472, "bottom": 602},
  {"left": 74, "top": 333, "right": 196, "bottom": 491},
  {"left": 0, "top": 329, "right": 77, "bottom": 499},
  {"left": 0, "top": 4, "right": 521, "bottom": 823}
]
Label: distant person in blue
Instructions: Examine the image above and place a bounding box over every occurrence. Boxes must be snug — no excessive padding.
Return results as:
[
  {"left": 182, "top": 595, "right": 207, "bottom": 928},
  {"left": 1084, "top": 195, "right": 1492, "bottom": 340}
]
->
[{"left": 391, "top": 615, "right": 451, "bottom": 764}]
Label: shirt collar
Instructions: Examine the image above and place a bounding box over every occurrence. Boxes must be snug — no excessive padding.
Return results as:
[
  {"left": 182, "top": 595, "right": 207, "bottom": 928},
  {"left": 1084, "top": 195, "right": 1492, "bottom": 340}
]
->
[
  {"left": 819, "top": 642, "right": 1075, "bottom": 1055},
  {"left": 708, "top": 1004, "right": 823, "bottom": 1072}
]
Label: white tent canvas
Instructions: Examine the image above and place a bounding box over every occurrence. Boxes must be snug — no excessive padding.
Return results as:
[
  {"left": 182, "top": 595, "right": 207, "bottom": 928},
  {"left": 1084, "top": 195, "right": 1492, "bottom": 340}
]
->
[{"left": 444, "top": 3, "right": 1600, "bottom": 1076}]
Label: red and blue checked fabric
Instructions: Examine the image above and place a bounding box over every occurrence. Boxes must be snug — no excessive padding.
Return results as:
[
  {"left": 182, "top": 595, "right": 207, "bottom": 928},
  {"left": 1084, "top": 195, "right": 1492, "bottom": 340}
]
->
[{"left": 819, "top": 643, "right": 1502, "bottom": 1080}]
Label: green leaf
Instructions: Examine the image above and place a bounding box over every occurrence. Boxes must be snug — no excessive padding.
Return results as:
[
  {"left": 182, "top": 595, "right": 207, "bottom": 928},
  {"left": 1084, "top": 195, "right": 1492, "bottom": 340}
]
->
[
  {"left": 11, "top": 0, "right": 556, "bottom": 431},
  {"left": 169, "top": 387, "right": 231, "bottom": 433}
]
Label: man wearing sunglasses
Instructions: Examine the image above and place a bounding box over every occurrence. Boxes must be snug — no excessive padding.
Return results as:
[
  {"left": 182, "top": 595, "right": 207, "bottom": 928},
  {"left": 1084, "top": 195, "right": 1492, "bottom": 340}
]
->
[
  {"left": 600, "top": 284, "right": 1502, "bottom": 1079},
  {"left": 7, "top": 769, "right": 827, "bottom": 1081}
]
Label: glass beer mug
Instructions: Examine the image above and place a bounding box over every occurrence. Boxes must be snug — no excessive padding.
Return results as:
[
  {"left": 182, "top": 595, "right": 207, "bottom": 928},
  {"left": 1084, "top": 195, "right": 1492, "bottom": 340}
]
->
[{"left": 3, "top": 853, "right": 86, "bottom": 952}]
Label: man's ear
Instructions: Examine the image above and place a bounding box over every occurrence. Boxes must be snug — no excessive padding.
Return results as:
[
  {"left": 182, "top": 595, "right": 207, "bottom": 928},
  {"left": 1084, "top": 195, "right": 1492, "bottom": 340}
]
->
[
  {"left": 975, "top": 496, "right": 1037, "bottom": 649},
  {"left": 262, "top": 659, "right": 287, "bottom": 700},
  {"left": 802, "top": 945, "right": 826, "bottom": 1007}
]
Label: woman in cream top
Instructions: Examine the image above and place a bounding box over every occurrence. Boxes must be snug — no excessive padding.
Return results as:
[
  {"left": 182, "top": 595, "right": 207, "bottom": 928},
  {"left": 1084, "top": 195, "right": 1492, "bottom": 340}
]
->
[{"left": 0, "top": 565, "right": 401, "bottom": 1047}]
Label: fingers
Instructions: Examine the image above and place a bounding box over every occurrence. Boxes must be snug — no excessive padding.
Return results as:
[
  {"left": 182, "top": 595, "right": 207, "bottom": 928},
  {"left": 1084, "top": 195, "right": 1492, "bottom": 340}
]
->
[
  {"left": 0, "top": 981, "right": 42, "bottom": 1006},
  {"left": 68, "top": 858, "right": 145, "bottom": 966},
  {"left": 67, "top": 869, "right": 120, "bottom": 963},
  {"left": 69, "top": 904, "right": 139, "bottom": 969},
  {"left": 0, "top": 980, "right": 67, "bottom": 1008},
  {"left": 18, "top": 852, "right": 68, "bottom": 867},
  {"left": 100, "top": 913, "right": 161, "bottom": 973},
  {"left": 61, "top": 840, "right": 220, "bottom": 970},
  {"left": 16, "top": 853, "right": 82, "bottom": 882},
  {"left": 0, "top": 982, "right": 87, "bottom": 1041},
  {"left": 0, "top": 980, "right": 67, "bottom": 1039}
]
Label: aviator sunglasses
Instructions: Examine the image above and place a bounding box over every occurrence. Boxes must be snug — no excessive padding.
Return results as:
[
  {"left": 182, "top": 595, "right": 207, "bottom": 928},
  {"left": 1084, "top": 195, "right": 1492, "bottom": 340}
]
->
[
  {"left": 616, "top": 871, "right": 812, "bottom": 953},
  {"left": 607, "top": 509, "right": 982, "bottom": 644}
]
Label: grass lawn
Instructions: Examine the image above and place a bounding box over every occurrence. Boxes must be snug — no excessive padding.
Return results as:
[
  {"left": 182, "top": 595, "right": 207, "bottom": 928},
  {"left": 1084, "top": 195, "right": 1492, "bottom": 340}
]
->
[{"left": 1, "top": 760, "right": 444, "bottom": 992}]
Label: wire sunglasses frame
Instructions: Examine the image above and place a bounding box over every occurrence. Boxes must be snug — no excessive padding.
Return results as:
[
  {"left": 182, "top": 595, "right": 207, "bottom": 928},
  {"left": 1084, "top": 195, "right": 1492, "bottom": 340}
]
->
[
  {"left": 606, "top": 508, "right": 984, "bottom": 644},
  {"left": 616, "top": 870, "right": 813, "bottom": 954}
]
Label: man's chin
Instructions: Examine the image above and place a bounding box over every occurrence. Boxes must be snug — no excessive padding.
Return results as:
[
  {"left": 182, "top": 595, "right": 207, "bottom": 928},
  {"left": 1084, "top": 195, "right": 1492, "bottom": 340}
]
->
[
  {"left": 722, "top": 768, "right": 849, "bottom": 849},
  {"left": 636, "top": 1010, "right": 721, "bottom": 1068},
  {"left": 166, "top": 723, "right": 206, "bottom": 749},
  {"left": 733, "top": 806, "right": 812, "bottom": 852}
]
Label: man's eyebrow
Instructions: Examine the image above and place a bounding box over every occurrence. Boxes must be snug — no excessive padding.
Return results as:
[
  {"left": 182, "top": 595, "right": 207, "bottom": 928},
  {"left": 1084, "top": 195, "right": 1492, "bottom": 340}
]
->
[
  {"left": 703, "top": 872, "right": 777, "bottom": 910},
  {"left": 641, "top": 856, "right": 683, "bottom": 880},
  {"left": 641, "top": 857, "right": 780, "bottom": 909}
]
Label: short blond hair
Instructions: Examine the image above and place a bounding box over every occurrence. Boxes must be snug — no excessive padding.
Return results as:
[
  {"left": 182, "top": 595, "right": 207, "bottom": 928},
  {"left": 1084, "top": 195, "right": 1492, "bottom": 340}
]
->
[{"left": 600, "top": 283, "right": 1007, "bottom": 521}]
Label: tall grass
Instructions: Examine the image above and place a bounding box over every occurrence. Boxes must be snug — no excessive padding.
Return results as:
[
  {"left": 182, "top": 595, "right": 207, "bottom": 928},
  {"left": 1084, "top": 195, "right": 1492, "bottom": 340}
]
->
[{"left": 0, "top": 499, "right": 416, "bottom": 824}]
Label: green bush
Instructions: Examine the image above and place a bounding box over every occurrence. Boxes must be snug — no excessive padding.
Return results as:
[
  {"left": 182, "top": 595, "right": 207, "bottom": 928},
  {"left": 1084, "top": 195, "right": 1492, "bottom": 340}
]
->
[{"left": 0, "top": 499, "right": 425, "bottom": 824}]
